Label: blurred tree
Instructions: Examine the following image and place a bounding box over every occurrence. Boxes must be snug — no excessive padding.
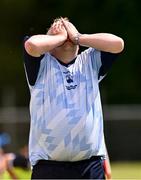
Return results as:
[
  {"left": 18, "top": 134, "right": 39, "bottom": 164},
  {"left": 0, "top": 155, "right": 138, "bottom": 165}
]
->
[{"left": 0, "top": 0, "right": 140, "bottom": 106}]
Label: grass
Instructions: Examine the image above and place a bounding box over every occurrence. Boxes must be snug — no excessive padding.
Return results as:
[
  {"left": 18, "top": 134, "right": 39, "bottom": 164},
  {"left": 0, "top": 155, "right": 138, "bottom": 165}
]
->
[
  {"left": 111, "top": 161, "right": 141, "bottom": 179},
  {"left": 1, "top": 162, "right": 141, "bottom": 179}
]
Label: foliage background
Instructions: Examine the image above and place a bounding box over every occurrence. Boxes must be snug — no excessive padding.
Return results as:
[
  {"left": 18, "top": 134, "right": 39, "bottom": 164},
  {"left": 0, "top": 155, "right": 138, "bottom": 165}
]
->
[{"left": 0, "top": 0, "right": 141, "bottom": 107}]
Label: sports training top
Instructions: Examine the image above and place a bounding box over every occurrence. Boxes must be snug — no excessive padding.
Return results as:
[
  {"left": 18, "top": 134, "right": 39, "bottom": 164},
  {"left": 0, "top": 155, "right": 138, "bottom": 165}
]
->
[{"left": 23, "top": 37, "right": 118, "bottom": 166}]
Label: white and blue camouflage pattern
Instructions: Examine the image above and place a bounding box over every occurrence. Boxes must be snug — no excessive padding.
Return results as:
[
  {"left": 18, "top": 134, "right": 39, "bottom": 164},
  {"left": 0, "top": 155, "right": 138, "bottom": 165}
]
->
[{"left": 26, "top": 48, "right": 106, "bottom": 166}]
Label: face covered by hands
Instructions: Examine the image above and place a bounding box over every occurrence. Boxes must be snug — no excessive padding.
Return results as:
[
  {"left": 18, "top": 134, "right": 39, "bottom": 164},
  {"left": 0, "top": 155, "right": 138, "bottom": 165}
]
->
[
  {"left": 47, "top": 17, "right": 80, "bottom": 45},
  {"left": 61, "top": 18, "right": 80, "bottom": 45},
  {"left": 47, "top": 19, "right": 68, "bottom": 40}
]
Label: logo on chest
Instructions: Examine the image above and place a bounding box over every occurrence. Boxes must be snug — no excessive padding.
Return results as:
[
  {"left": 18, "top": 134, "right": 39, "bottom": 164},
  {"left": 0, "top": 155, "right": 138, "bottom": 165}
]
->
[{"left": 63, "top": 71, "right": 77, "bottom": 90}]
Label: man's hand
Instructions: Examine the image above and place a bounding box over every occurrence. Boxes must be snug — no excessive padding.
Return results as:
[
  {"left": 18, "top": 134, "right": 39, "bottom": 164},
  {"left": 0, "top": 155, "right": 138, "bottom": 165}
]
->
[
  {"left": 25, "top": 20, "right": 69, "bottom": 57},
  {"left": 47, "top": 20, "right": 68, "bottom": 40},
  {"left": 61, "top": 18, "right": 80, "bottom": 44}
]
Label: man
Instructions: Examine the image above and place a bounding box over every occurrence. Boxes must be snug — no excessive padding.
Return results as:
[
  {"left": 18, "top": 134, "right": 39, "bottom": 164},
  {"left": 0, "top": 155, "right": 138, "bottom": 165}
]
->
[
  {"left": 23, "top": 17, "right": 124, "bottom": 179},
  {"left": 0, "top": 139, "right": 30, "bottom": 179}
]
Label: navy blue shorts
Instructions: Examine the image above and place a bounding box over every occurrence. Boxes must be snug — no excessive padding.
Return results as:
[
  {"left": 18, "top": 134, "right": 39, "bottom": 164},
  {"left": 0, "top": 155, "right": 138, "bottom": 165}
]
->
[{"left": 31, "top": 156, "right": 105, "bottom": 179}]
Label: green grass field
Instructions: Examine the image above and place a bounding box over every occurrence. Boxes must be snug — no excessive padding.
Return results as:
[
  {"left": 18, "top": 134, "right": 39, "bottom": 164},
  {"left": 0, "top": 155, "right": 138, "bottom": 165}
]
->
[
  {"left": 1, "top": 162, "right": 141, "bottom": 179},
  {"left": 111, "top": 162, "right": 141, "bottom": 179}
]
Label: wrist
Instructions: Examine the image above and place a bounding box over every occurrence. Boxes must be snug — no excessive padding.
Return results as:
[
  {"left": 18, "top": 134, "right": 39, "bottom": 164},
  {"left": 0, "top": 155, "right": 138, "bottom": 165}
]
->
[
  {"left": 56, "top": 34, "right": 67, "bottom": 42},
  {"left": 73, "top": 33, "right": 82, "bottom": 45},
  {"left": 62, "top": 34, "right": 68, "bottom": 41}
]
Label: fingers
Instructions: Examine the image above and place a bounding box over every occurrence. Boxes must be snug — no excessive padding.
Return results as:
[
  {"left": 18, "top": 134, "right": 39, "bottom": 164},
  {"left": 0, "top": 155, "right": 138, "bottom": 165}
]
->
[
  {"left": 61, "top": 18, "right": 79, "bottom": 43},
  {"left": 61, "top": 18, "right": 69, "bottom": 31},
  {"left": 61, "top": 18, "right": 66, "bottom": 26},
  {"left": 61, "top": 18, "right": 78, "bottom": 32},
  {"left": 54, "top": 21, "right": 62, "bottom": 32},
  {"left": 51, "top": 22, "right": 60, "bottom": 34},
  {"left": 49, "top": 20, "right": 64, "bottom": 35},
  {"left": 47, "top": 19, "right": 68, "bottom": 40}
]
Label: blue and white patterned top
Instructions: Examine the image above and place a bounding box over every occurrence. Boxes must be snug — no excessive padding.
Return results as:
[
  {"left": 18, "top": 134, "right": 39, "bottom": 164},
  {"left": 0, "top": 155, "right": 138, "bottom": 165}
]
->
[{"left": 25, "top": 48, "right": 106, "bottom": 166}]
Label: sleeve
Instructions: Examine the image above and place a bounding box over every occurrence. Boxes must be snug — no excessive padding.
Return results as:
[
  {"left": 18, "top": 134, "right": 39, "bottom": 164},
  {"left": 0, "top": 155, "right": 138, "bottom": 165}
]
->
[
  {"left": 98, "top": 51, "right": 120, "bottom": 80},
  {"left": 23, "top": 36, "right": 45, "bottom": 86}
]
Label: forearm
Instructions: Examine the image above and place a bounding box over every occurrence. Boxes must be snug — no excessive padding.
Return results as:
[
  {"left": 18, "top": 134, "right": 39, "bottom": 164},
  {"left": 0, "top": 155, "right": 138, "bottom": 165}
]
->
[
  {"left": 103, "top": 159, "right": 112, "bottom": 180},
  {"left": 24, "top": 34, "right": 66, "bottom": 57},
  {"left": 79, "top": 33, "right": 124, "bottom": 53}
]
